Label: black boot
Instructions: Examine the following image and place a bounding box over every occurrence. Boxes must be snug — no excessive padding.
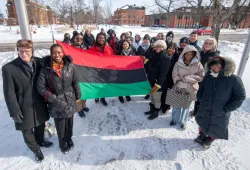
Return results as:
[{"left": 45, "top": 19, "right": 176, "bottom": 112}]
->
[
  {"left": 119, "top": 96, "right": 124, "bottom": 103},
  {"left": 78, "top": 109, "right": 86, "bottom": 118},
  {"left": 162, "top": 104, "right": 170, "bottom": 114},
  {"left": 38, "top": 140, "right": 53, "bottom": 148},
  {"left": 126, "top": 96, "right": 131, "bottom": 102},
  {"left": 67, "top": 139, "right": 74, "bottom": 150},
  {"left": 100, "top": 98, "right": 108, "bottom": 106},
  {"left": 33, "top": 149, "right": 44, "bottom": 162},
  {"left": 202, "top": 137, "right": 214, "bottom": 149},
  {"left": 170, "top": 120, "right": 176, "bottom": 126},
  {"left": 191, "top": 101, "right": 199, "bottom": 117},
  {"left": 194, "top": 132, "right": 206, "bottom": 144},
  {"left": 144, "top": 95, "right": 150, "bottom": 100},
  {"left": 61, "top": 143, "right": 69, "bottom": 154},
  {"left": 95, "top": 98, "right": 99, "bottom": 103},
  {"left": 148, "top": 108, "right": 160, "bottom": 120},
  {"left": 82, "top": 107, "right": 89, "bottom": 112},
  {"left": 145, "top": 103, "right": 154, "bottom": 115}
]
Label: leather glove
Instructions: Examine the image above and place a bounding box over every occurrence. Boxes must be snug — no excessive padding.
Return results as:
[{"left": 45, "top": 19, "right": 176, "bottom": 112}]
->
[
  {"left": 140, "top": 56, "right": 148, "bottom": 64},
  {"left": 150, "top": 84, "right": 161, "bottom": 95},
  {"left": 76, "top": 100, "right": 81, "bottom": 104},
  {"left": 12, "top": 114, "right": 23, "bottom": 123}
]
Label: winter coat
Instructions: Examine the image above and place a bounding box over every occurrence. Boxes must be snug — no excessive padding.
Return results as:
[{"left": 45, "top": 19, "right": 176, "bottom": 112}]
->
[
  {"left": 195, "top": 57, "right": 246, "bottom": 140},
  {"left": 132, "top": 41, "right": 141, "bottom": 51},
  {"left": 147, "top": 49, "right": 171, "bottom": 91},
  {"left": 36, "top": 56, "right": 81, "bottom": 119},
  {"left": 2, "top": 57, "right": 49, "bottom": 130},
  {"left": 88, "top": 44, "right": 114, "bottom": 55},
  {"left": 189, "top": 41, "right": 201, "bottom": 52},
  {"left": 172, "top": 45, "right": 204, "bottom": 101},
  {"left": 200, "top": 50, "right": 220, "bottom": 67},
  {"left": 136, "top": 43, "right": 150, "bottom": 56},
  {"left": 107, "top": 36, "right": 119, "bottom": 54},
  {"left": 83, "top": 34, "right": 95, "bottom": 49},
  {"left": 119, "top": 48, "right": 136, "bottom": 56},
  {"left": 163, "top": 53, "right": 179, "bottom": 90}
]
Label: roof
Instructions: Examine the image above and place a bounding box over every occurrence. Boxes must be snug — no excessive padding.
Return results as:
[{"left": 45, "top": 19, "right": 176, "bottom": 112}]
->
[{"left": 119, "top": 5, "right": 145, "bottom": 10}]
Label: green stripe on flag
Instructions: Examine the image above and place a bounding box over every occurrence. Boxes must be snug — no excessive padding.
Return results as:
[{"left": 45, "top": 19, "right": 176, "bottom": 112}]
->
[{"left": 79, "top": 81, "right": 151, "bottom": 100}]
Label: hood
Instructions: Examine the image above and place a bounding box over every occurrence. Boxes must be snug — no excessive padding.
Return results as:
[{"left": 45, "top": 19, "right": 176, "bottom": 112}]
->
[
  {"left": 205, "top": 57, "right": 236, "bottom": 76},
  {"left": 166, "top": 31, "right": 174, "bottom": 39},
  {"left": 134, "top": 34, "right": 141, "bottom": 42},
  {"left": 41, "top": 55, "right": 73, "bottom": 68},
  {"left": 120, "top": 33, "right": 127, "bottom": 40},
  {"left": 178, "top": 45, "right": 200, "bottom": 66}
]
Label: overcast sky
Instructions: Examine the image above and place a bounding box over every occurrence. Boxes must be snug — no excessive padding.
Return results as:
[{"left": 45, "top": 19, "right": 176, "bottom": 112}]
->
[{"left": 0, "top": 0, "right": 154, "bottom": 18}]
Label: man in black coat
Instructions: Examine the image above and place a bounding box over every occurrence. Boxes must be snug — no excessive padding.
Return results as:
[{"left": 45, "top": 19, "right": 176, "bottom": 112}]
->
[
  {"left": 2, "top": 39, "right": 52, "bottom": 162},
  {"left": 83, "top": 29, "right": 95, "bottom": 49},
  {"left": 165, "top": 31, "right": 177, "bottom": 48},
  {"left": 195, "top": 56, "right": 246, "bottom": 149}
]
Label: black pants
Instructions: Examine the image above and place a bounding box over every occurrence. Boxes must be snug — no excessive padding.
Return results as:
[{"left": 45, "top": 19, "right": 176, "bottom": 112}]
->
[
  {"left": 54, "top": 116, "right": 73, "bottom": 149},
  {"left": 21, "top": 123, "right": 45, "bottom": 152},
  {"left": 161, "top": 89, "right": 171, "bottom": 110}
]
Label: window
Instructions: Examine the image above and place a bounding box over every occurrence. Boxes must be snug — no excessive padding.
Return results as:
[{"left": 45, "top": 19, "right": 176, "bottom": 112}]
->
[
  {"left": 178, "top": 14, "right": 183, "bottom": 19},
  {"left": 124, "top": 20, "right": 126, "bottom": 23}
]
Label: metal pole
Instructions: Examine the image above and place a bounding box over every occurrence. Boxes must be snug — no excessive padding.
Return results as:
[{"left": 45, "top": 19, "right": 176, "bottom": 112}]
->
[
  {"left": 14, "top": 0, "right": 31, "bottom": 40},
  {"left": 237, "top": 29, "right": 250, "bottom": 78}
]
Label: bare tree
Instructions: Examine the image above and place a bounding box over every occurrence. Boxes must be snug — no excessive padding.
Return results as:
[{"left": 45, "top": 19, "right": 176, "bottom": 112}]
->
[
  {"left": 103, "top": 0, "right": 113, "bottom": 19},
  {"left": 91, "top": 0, "right": 103, "bottom": 24},
  {"left": 212, "top": 0, "right": 242, "bottom": 41},
  {"left": 228, "top": 0, "right": 250, "bottom": 29},
  {"left": 50, "top": 0, "right": 71, "bottom": 24}
]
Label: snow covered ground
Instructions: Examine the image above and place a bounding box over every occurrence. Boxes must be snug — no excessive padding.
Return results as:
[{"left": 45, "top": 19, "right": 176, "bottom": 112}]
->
[
  {"left": 0, "top": 41, "right": 249, "bottom": 169},
  {"left": 0, "top": 24, "right": 249, "bottom": 43}
]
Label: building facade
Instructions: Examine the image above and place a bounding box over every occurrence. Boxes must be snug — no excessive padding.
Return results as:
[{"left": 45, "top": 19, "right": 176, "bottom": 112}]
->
[
  {"left": 112, "top": 5, "right": 145, "bottom": 25},
  {"left": 6, "top": 0, "right": 57, "bottom": 26},
  {"left": 144, "top": 7, "right": 250, "bottom": 29}
]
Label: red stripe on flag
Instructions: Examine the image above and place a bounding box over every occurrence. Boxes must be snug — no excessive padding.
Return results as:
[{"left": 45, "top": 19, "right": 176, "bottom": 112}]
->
[{"left": 56, "top": 40, "right": 144, "bottom": 70}]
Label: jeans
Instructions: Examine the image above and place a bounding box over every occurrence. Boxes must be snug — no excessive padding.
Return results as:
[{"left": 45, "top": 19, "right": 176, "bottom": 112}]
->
[{"left": 172, "top": 102, "right": 192, "bottom": 125}]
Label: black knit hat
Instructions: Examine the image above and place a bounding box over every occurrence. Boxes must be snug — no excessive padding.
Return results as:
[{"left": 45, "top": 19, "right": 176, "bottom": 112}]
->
[
  {"left": 166, "top": 31, "right": 174, "bottom": 38},
  {"left": 143, "top": 34, "right": 150, "bottom": 40},
  {"left": 179, "top": 37, "right": 189, "bottom": 44},
  {"left": 150, "top": 37, "right": 157, "bottom": 43}
]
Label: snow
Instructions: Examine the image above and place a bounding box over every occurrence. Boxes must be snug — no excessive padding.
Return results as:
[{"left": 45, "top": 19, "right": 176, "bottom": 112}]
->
[
  {"left": 0, "top": 41, "right": 250, "bottom": 169},
  {"left": 0, "top": 25, "right": 249, "bottom": 43}
]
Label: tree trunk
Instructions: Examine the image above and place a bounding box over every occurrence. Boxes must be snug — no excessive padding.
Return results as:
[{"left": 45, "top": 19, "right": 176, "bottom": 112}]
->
[{"left": 212, "top": 23, "right": 221, "bottom": 42}]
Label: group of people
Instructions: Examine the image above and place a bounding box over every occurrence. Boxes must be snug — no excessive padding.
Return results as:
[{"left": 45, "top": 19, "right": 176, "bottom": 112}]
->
[{"left": 2, "top": 28, "right": 246, "bottom": 162}]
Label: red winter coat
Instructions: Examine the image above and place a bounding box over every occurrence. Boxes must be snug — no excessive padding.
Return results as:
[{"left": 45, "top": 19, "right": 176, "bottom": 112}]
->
[{"left": 88, "top": 44, "right": 114, "bottom": 55}]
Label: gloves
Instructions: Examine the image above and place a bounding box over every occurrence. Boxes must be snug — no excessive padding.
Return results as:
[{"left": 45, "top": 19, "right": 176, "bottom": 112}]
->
[
  {"left": 76, "top": 100, "right": 81, "bottom": 104},
  {"left": 150, "top": 84, "right": 161, "bottom": 95},
  {"left": 140, "top": 56, "right": 148, "bottom": 64},
  {"left": 12, "top": 114, "right": 23, "bottom": 123}
]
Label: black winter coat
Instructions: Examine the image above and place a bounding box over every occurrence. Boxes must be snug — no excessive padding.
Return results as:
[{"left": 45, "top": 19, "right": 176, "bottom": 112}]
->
[
  {"left": 36, "top": 56, "right": 81, "bottom": 119},
  {"left": 83, "top": 34, "right": 95, "bottom": 49},
  {"left": 136, "top": 45, "right": 149, "bottom": 56},
  {"left": 195, "top": 57, "right": 246, "bottom": 140},
  {"left": 2, "top": 57, "right": 49, "bottom": 130},
  {"left": 147, "top": 50, "right": 171, "bottom": 91},
  {"left": 200, "top": 50, "right": 220, "bottom": 67},
  {"left": 144, "top": 47, "right": 154, "bottom": 74}
]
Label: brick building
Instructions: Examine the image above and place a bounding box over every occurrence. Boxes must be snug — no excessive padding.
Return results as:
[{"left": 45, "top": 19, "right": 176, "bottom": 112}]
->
[
  {"left": 144, "top": 7, "right": 250, "bottom": 29},
  {"left": 112, "top": 5, "right": 145, "bottom": 25},
  {"left": 6, "top": 0, "right": 57, "bottom": 26}
]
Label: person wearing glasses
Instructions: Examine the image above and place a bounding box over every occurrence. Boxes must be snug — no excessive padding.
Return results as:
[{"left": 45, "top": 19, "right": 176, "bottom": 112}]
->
[
  {"left": 2, "top": 40, "right": 53, "bottom": 162},
  {"left": 191, "top": 38, "right": 220, "bottom": 117},
  {"left": 72, "top": 32, "right": 87, "bottom": 49},
  {"left": 157, "top": 32, "right": 164, "bottom": 40}
]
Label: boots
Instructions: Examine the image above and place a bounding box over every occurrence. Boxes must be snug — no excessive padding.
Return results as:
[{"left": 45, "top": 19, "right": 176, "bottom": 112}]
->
[
  {"left": 60, "top": 142, "right": 69, "bottom": 154},
  {"left": 148, "top": 108, "right": 160, "bottom": 120},
  {"left": 38, "top": 140, "right": 53, "bottom": 148},
  {"left": 78, "top": 109, "right": 86, "bottom": 118},
  {"left": 95, "top": 98, "right": 99, "bottom": 103},
  {"left": 202, "top": 137, "right": 214, "bottom": 149},
  {"left": 100, "top": 98, "right": 108, "bottom": 106},
  {"left": 145, "top": 103, "right": 154, "bottom": 115},
  {"left": 33, "top": 149, "right": 44, "bottom": 162},
  {"left": 194, "top": 132, "right": 206, "bottom": 144},
  {"left": 144, "top": 95, "right": 150, "bottom": 100},
  {"left": 67, "top": 139, "right": 74, "bottom": 150},
  {"left": 126, "top": 96, "right": 131, "bottom": 102},
  {"left": 119, "top": 96, "right": 124, "bottom": 103}
]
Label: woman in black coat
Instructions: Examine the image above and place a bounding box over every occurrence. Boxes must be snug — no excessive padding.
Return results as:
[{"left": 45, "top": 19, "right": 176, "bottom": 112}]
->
[
  {"left": 195, "top": 56, "right": 246, "bottom": 149},
  {"left": 36, "top": 44, "right": 81, "bottom": 154},
  {"left": 192, "top": 37, "right": 220, "bottom": 117},
  {"left": 161, "top": 44, "right": 179, "bottom": 113},
  {"left": 83, "top": 29, "right": 95, "bottom": 49},
  {"left": 118, "top": 40, "right": 136, "bottom": 103},
  {"left": 144, "top": 40, "right": 171, "bottom": 120}
]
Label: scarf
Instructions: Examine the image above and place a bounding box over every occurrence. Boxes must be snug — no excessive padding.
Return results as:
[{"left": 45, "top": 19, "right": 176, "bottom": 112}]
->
[
  {"left": 110, "top": 37, "right": 116, "bottom": 52},
  {"left": 210, "top": 70, "right": 219, "bottom": 78},
  {"left": 141, "top": 42, "right": 150, "bottom": 51},
  {"left": 122, "top": 48, "right": 131, "bottom": 56},
  {"left": 53, "top": 61, "right": 64, "bottom": 78}
]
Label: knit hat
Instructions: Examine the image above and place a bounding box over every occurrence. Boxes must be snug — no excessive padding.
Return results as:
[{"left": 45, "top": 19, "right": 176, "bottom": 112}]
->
[
  {"left": 166, "top": 31, "right": 174, "bottom": 38},
  {"left": 154, "top": 40, "right": 167, "bottom": 50},
  {"left": 143, "top": 34, "right": 150, "bottom": 40},
  {"left": 150, "top": 37, "right": 157, "bottom": 43},
  {"left": 179, "top": 37, "right": 189, "bottom": 44}
]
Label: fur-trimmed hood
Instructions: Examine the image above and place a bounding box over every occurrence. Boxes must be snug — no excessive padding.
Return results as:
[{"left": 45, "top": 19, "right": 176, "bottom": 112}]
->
[
  {"left": 206, "top": 56, "right": 236, "bottom": 76},
  {"left": 40, "top": 55, "right": 73, "bottom": 68}
]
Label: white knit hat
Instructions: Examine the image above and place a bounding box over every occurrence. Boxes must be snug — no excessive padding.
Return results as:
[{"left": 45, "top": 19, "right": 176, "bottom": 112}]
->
[{"left": 154, "top": 40, "right": 167, "bottom": 50}]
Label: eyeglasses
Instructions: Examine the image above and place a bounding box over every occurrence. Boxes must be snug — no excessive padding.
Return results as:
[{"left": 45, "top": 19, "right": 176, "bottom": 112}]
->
[
  {"left": 205, "top": 42, "right": 213, "bottom": 45},
  {"left": 18, "top": 50, "right": 32, "bottom": 54},
  {"left": 76, "top": 38, "right": 83, "bottom": 41}
]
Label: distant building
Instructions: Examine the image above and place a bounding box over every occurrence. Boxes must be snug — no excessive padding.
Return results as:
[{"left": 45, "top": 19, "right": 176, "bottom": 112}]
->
[
  {"left": 112, "top": 5, "right": 145, "bottom": 25},
  {"left": 144, "top": 7, "right": 250, "bottom": 29},
  {"left": 6, "top": 0, "right": 58, "bottom": 26}
]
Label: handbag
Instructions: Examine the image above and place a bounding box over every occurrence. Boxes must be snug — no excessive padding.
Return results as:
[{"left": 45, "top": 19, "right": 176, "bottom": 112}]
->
[
  {"left": 165, "top": 87, "right": 191, "bottom": 109},
  {"left": 44, "top": 121, "right": 57, "bottom": 139}
]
